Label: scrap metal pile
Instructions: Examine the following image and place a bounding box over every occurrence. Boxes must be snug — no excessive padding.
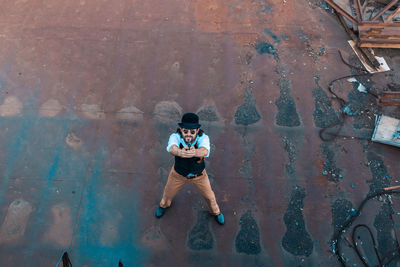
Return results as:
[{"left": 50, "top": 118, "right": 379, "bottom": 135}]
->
[{"left": 325, "top": 0, "right": 400, "bottom": 48}]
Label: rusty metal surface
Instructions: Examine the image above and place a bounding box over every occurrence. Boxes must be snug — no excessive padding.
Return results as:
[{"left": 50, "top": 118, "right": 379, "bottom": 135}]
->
[{"left": 0, "top": 0, "right": 399, "bottom": 266}]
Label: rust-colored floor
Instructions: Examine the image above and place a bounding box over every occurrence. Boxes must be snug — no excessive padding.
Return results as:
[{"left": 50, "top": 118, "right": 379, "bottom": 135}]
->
[{"left": 0, "top": 0, "right": 399, "bottom": 266}]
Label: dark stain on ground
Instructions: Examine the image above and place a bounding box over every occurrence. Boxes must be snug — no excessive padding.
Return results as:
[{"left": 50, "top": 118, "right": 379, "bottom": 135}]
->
[
  {"left": 297, "top": 31, "right": 319, "bottom": 62},
  {"left": 373, "top": 202, "right": 399, "bottom": 263},
  {"left": 254, "top": 41, "right": 276, "bottom": 55},
  {"left": 331, "top": 199, "right": 353, "bottom": 236},
  {"left": 283, "top": 135, "right": 296, "bottom": 180},
  {"left": 275, "top": 78, "right": 301, "bottom": 127},
  {"left": 366, "top": 151, "right": 391, "bottom": 194},
  {"left": 254, "top": 38, "right": 279, "bottom": 61},
  {"left": 235, "top": 210, "right": 261, "bottom": 255},
  {"left": 259, "top": 0, "right": 273, "bottom": 13},
  {"left": 282, "top": 185, "right": 313, "bottom": 257},
  {"left": 264, "top": 29, "right": 280, "bottom": 44},
  {"left": 322, "top": 143, "right": 343, "bottom": 183},
  {"left": 197, "top": 106, "right": 219, "bottom": 122},
  {"left": 238, "top": 140, "right": 256, "bottom": 192},
  {"left": 345, "top": 55, "right": 379, "bottom": 129},
  {"left": 307, "top": 0, "right": 333, "bottom": 11},
  {"left": 245, "top": 51, "right": 253, "bottom": 65},
  {"left": 312, "top": 76, "right": 340, "bottom": 128},
  {"left": 387, "top": 83, "right": 400, "bottom": 92},
  {"left": 234, "top": 87, "right": 261, "bottom": 126},
  {"left": 188, "top": 211, "right": 214, "bottom": 250},
  {"left": 385, "top": 83, "right": 400, "bottom": 119},
  {"left": 347, "top": 84, "right": 379, "bottom": 129}
]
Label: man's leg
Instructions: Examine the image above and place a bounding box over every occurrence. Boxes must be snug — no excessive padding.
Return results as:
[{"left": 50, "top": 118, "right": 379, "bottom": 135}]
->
[
  {"left": 159, "top": 167, "right": 187, "bottom": 209},
  {"left": 191, "top": 170, "right": 220, "bottom": 215}
]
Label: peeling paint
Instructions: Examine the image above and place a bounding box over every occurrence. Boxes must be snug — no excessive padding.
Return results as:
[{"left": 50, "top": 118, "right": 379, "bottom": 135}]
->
[
  {"left": 0, "top": 96, "right": 22, "bottom": 117},
  {"left": 39, "top": 99, "right": 62, "bottom": 117},
  {"left": 81, "top": 104, "right": 105, "bottom": 120},
  {"left": 0, "top": 199, "right": 33, "bottom": 244},
  {"left": 116, "top": 105, "right": 143, "bottom": 122}
]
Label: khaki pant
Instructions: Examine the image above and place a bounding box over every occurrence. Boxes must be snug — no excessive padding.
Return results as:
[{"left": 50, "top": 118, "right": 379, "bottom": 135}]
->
[{"left": 160, "top": 167, "right": 220, "bottom": 215}]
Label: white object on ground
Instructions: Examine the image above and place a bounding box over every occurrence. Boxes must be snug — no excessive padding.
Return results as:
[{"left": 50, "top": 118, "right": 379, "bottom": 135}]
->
[{"left": 347, "top": 78, "right": 367, "bottom": 93}]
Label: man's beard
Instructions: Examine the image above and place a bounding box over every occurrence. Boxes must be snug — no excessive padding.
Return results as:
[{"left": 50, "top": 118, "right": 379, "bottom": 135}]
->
[{"left": 184, "top": 135, "right": 195, "bottom": 143}]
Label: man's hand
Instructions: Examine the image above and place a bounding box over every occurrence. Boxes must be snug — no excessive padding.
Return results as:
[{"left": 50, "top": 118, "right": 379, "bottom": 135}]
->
[
  {"left": 169, "top": 145, "right": 208, "bottom": 158},
  {"left": 179, "top": 146, "right": 196, "bottom": 158}
]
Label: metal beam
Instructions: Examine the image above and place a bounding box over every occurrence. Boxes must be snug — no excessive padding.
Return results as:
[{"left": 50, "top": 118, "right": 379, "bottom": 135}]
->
[
  {"left": 371, "top": 0, "right": 399, "bottom": 21},
  {"left": 324, "top": 0, "right": 359, "bottom": 25}
]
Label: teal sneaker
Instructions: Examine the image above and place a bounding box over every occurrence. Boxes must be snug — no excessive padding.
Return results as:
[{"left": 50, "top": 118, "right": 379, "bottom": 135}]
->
[
  {"left": 215, "top": 213, "right": 225, "bottom": 225},
  {"left": 155, "top": 206, "right": 167, "bottom": 218}
]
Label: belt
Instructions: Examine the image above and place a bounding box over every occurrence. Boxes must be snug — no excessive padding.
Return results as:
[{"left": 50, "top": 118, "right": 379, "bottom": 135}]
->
[{"left": 186, "top": 173, "right": 203, "bottom": 179}]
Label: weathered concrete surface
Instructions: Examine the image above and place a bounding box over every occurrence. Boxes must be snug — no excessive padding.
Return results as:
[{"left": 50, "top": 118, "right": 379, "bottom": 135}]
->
[{"left": 0, "top": 0, "right": 399, "bottom": 266}]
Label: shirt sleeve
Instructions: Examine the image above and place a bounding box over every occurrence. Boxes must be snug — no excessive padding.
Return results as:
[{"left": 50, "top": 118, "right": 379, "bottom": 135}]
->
[
  {"left": 197, "top": 134, "right": 210, "bottom": 157},
  {"left": 166, "top": 133, "right": 180, "bottom": 152}
]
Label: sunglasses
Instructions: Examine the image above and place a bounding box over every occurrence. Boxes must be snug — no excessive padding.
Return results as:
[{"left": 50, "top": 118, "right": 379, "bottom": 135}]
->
[{"left": 182, "top": 129, "right": 197, "bottom": 135}]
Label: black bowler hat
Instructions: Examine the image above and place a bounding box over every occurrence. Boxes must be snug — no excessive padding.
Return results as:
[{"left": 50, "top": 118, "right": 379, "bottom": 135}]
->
[{"left": 178, "top": 113, "right": 201, "bottom": 129}]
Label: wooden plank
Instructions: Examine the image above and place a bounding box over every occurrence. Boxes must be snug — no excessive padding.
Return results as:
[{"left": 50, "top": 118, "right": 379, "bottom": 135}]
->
[
  {"left": 359, "top": 37, "right": 400, "bottom": 43},
  {"left": 348, "top": 40, "right": 389, "bottom": 72},
  {"left": 359, "top": 22, "right": 400, "bottom": 27},
  {"left": 360, "top": 34, "right": 400, "bottom": 39},
  {"left": 371, "top": 0, "right": 400, "bottom": 21},
  {"left": 359, "top": 28, "right": 400, "bottom": 34},
  {"left": 325, "top": 0, "right": 359, "bottom": 25},
  {"left": 359, "top": 42, "right": 400, "bottom": 48},
  {"left": 380, "top": 91, "right": 400, "bottom": 105},
  {"left": 381, "top": 91, "right": 400, "bottom": 97}
]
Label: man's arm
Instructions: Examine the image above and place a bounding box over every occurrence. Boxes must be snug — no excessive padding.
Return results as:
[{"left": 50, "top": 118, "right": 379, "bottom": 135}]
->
[
  {"left": 194, "top": 147, "right": 208, "bottom": 158},
  {"left": 169, "top": 145, "right": 208, "bottom": 158}
]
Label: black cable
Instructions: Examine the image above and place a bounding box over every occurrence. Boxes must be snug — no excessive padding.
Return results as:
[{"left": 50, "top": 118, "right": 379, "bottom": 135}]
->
[
  {"left": 352, "top": 224, "right": 382, "bottom": 266},
  {"left": 333, "top": 190, "right": 400, "bottom": 266},
  {"left": 338, "top": 50, "right": 368, "bottom": 72},
  {"left": 318, "top": 50, "right": 382, "bottom": 141},
  {"left": 62, "top": 252, "right": 73, "bottom": 267},
  {"left": 319, "top": 73, "right": 372, "bottom": 141}
]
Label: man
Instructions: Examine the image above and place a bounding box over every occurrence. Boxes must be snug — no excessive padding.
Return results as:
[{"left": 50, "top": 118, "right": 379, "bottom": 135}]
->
[{"left": 155, "top": 112, "right": 225, "bottom": 225}]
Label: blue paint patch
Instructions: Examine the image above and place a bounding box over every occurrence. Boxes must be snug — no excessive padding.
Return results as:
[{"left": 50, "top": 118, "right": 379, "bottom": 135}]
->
[
  {"left": 74, "top": 146, "right": 148, "bottom": 266},
  {"left": 254, "top": 41, "right": 276, "bottom": 55},
  {"left": 47, "top": 154, "right": 60, "bottom": 179},
  {"left": 22, "top": 114, "right": 79, "bottom": 259},
  {"left": 264, "top": 29, "right": 280, "bottom": 44},
  {"left": 0, "top": 113, "right": 39, "bottom": 207}
]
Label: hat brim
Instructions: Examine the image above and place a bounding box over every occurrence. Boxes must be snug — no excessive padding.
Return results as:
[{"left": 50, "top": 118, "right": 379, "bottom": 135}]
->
[{"left": 178, "top": 122, "right": 201, "bottom": 129}]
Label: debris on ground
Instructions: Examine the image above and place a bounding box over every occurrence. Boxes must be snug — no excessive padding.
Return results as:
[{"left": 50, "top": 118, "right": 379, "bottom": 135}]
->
[
  {"left": 325, "top": 0, "right": 400, "bottom": 48},
  {"left": 372, "top": 114, "right": 400, "bottom": 147}
]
